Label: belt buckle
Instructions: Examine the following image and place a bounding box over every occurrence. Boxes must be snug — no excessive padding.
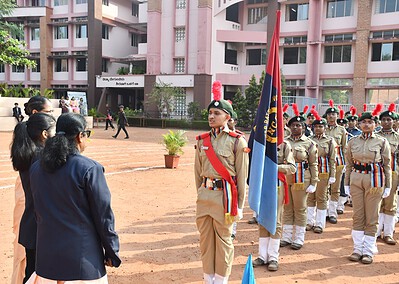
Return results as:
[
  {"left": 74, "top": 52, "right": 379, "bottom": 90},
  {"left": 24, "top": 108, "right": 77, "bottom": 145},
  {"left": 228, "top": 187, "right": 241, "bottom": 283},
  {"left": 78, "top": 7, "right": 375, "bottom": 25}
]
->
[{"left": 205, "top": 179, "right": 214, "bottom": 188}]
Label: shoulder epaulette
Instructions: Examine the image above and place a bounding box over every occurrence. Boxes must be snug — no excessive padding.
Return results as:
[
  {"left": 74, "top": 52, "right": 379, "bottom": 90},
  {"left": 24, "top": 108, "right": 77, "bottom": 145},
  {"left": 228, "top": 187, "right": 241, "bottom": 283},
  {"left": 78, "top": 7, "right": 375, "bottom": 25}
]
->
[
  {"left": 228, "top": 131, "right": 241, "bottom": 139},
  {"left": 196, "top": 132, "right": 210, "bottom": 140}
]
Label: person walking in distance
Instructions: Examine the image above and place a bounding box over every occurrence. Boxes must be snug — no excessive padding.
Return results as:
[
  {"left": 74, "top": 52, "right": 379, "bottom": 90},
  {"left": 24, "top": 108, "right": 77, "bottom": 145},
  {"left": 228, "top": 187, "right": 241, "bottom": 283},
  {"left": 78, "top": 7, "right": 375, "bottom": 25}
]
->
[
  {"left": 324, "top": 100, "right": 347, "bottom": 224},
  {"left": 105, "top": 104, "right": 115, "bottom": 131},
  {"left": 281, "top": 104, "right": 318, "bottom": 250},
  {"left": 194, "top": 81, "right": 249, "bottom": 283},
  {"left": 307, "top": 109, "right": 337, "bottom": 234},
  {"left": 345, "top": 104, "right": 391, "bottom": 264},
  {"left": 13, "top": 103, "right": 24, "bottom": 122},
  {"left": 375, "top": 103, "right": 399, "bottom": 245},
  {"left": 112, "top": 105, "right": 129, "bottom": 139}
]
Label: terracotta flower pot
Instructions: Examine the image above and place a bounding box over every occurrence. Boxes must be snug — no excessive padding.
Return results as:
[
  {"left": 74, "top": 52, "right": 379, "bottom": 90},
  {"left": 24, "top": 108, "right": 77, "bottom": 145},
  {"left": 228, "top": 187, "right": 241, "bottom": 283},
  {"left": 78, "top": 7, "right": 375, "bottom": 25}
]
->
[{"left": 164, "top": 154, "right": 180, "bottom": 169}]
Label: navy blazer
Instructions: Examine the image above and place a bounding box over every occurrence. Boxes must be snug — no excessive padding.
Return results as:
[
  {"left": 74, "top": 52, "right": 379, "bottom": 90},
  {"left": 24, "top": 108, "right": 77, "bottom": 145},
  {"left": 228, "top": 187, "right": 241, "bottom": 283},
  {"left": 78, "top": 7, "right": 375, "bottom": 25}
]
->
[{"left": 30, "top": 153, "right": 121, "bottom": 281}]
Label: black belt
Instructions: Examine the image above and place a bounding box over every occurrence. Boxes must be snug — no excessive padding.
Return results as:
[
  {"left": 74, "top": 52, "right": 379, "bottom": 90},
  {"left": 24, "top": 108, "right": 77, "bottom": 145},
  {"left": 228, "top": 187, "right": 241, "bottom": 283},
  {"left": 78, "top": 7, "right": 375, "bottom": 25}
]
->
[
  {"left": 303, "top": 162, "right": 309, "bottom": 170},
  {"left": 353, "top": 164, "right": 371, "bottom": 171}
]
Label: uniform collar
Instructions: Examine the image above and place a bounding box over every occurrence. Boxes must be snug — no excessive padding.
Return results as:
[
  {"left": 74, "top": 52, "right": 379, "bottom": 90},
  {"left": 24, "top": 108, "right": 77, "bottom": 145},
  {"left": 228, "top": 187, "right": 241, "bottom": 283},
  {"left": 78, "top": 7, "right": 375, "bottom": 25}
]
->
[
  {"left": 289, "top": 134, "right": 306, "bottom": 141},
  {"left": 360, "top": 132, "right": 375, "bottom": 140},
  {"left": 211, "top": 125, "right": 229, "bottom": 137},
  {"left": 313, "top": 133, "right": 327, "bottom": 140}
]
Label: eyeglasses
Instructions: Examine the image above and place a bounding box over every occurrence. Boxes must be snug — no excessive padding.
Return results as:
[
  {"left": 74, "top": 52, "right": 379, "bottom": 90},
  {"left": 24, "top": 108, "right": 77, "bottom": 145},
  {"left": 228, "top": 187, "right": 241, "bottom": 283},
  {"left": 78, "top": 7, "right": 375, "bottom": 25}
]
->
[
  {"left": 42, "top": 109, "right": 54, "bottom": 113},
  {"left": 82, "top": 130, "right": 91, "bottom": 138}
]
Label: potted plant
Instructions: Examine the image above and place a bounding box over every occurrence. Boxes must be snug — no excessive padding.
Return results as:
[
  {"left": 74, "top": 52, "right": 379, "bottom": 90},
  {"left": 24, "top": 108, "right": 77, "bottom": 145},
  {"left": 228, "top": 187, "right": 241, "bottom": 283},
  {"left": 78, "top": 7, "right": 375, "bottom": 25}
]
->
[{"left": 162, "top": 130, "right": 187, "bottom": 168}]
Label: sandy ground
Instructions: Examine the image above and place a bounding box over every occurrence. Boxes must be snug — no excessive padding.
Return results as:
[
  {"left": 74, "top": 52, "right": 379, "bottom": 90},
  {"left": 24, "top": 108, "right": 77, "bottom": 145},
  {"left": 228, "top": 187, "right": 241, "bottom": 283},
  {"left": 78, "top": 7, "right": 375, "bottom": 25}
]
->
[{"left": 1, "top": 125, "right": 399, "bottom": 283}]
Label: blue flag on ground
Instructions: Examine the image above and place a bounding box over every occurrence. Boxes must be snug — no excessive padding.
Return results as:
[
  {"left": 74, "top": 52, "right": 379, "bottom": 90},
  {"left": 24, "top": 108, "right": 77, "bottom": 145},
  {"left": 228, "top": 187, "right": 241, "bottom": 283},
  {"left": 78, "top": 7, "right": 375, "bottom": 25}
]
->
[
  {"left": 242, "top": 254, "right": 256, "bottom": 284},
  {"left": 248, "top": 11, "right": 283, "bottom": 235}
]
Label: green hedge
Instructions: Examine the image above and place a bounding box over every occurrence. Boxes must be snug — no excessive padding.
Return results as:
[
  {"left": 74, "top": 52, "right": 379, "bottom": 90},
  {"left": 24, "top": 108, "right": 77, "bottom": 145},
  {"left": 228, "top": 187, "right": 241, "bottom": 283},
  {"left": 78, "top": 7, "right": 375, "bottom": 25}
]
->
[{"left": 127, "top": 117, "right": 209, "bottom": 130}]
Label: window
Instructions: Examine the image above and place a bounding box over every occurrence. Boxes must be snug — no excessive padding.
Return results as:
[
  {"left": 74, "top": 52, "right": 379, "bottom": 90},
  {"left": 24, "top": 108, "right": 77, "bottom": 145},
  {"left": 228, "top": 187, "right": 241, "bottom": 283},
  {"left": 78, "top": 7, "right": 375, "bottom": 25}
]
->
[
  {"left": 76, "top": 24, "right": 87, "bottom": 38},
  {"left": 173, "top": 89, "right": 187, "bottom": 116},
  {"left": 286, "top": 3, "right": 309, "bottom": 21},
  {"left": 132, "top": 3, "right": 139, "bottom": 16},
  {"left": 372, "top": 30, "right": 399, "bottom": 39},
  {"left": 31, "top": 27, "right": 40, "bottom": 41},
  {"left": 76, "top": 58, "right": 87, "bottom": 71},
  {"left": 175, "top": 27, "right": 185, "bottom": 42},
  {"left": 176, "top": 0, "right": 186, "bottom": 9},
  {"left": 248, "top": 7, "right": 267, "bottom": 24},
  {"left": 324, "top": 45, "right": 352, "bottom": 62},
  {"left": 284, "top": 36, "right": 307, "bottom": 44},
  {"left": 54, "top": 59, "right": 68, "bottom": 72},
  {"left": 225, "top": 43, "right": 237, "bottom": 65},
  {"left": 31, "top": 0, "right": 46, "bottom": 6},
  {"left": 102, "top": 0, "right": 109, "bottom": 6},
  {"left": 32, "top": 59, "right": 40, "bottom": 72},
  {"left": 246, "top": 49, "right": 266, "bottom": 65},
  {"left": 325, "top": 33, "right": 353, "bottom": 42},
  {"left": 174, "top": 58, "right": 185, "bottom": 73},
  {"left": 322, "top": 89, "right": 351, "bottom": 103},
  {"left": 12, "top": 65, "right": 25, "bottom": 73},
  {"left": 248, "top": 0, "right": 267, "bottom": 3},
  {"left": 0, "top": 64, "right": 4, "bottom": 73},
  {"left": 54, "top": 26, "right": 68, "bottom": 39},
  {"left": 327, "top": 0, "right": 353, "bottom": 18},
  {"left": 102, "top": 25, "right": 109, "bottom": 39},
  {"left": 54, "top": 0, "right": 68, "bottom": 6},
  {"left": 283, "top": 47, "right": 307, "bottom": 64},
  {"left": 102, "top": 58, "right": 109, "bottom": 72},
  {"left": 76, "top": 0, "right": 87, "bottom": 3},
  {"left": 371, "top": 42, "right": 399, "bottom": 61},
  {"left": 375, "top": 0, "right": 399, "bottom": 13},
  {"left": 368, "top": 88, "right": 399, "bottom": 104},
  {"left": 131, "top": 33, "right": 139, "bottom": 47}
]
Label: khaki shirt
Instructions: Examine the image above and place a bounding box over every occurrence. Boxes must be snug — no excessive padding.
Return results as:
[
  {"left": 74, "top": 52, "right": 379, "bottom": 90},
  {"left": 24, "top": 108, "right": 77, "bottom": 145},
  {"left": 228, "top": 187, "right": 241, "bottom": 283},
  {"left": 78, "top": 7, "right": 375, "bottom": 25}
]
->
[
  {"left": 194, "top": 128, "right": 249, "bottom": 209},
  {"left": 286, "top": 134, "right": 319, "bottom": 186},
  {"left": 278, "top": 141, "right": 296, "bottom": 174},
  {"left": 376, "top": 130, "right": 399, "bottom": 175},
  {"left": 284, "top": 125, "right": 291, "bottom": 139},
  {"left": 344, "top": 133, "right": 392, "bottom": 188},
  {"left": 326, "top": 124, "right": 347, "bottom": 149},
  {"left": 311, "top": 134, "right": 337, "bottom": 178}
]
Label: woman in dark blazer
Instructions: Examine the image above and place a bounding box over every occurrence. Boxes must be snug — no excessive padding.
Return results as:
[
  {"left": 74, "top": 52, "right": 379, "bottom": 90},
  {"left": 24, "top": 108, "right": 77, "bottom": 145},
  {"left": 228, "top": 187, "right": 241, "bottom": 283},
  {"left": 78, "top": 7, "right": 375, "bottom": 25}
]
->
[{"left": 28, "top": 113, "right": 121, "bottom": 282}]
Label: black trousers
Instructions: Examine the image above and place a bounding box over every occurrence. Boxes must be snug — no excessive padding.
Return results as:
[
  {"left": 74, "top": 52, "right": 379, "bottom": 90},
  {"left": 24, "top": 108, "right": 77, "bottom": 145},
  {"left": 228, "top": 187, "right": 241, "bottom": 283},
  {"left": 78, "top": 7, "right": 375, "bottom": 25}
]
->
[
  {"left": 105, "top": 119, "right": 114, "bottom": 129},
  {"left": 114, "top": 124, "right": 129, "bottom": 138},
  {"left": 23, "top": 248, "right": 35, "bottom": 283}
]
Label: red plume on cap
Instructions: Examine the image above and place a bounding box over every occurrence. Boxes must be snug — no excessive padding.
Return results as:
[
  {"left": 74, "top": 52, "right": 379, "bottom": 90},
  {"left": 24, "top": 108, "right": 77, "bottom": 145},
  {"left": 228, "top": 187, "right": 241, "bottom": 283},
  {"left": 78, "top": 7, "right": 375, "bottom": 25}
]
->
[
  {"left": 363, "top": 104, "right": 367, "bottom": 112},
  {"left": 212, "top": 80, "right": 222, "bottom": 101},
  {"left": 303, "top": 105, "right": 309, "bottom": 114},
  {"left": 372, "top": 103, "right": 383, "bottom": 117},
  {"left": 227, "top": 99, "right": 233, "bottom": 105},
  {"left": 292, "top": 103, "right": 300, "bottom": 117},
  {"left": 388, "top": 103, "right": 396, "bottom": 112},
  {"left": 329, "top": 99, "right": 334, "bottom": 108},
  {"left": 339, "top": 109, "right": 345, "bottom": 119},
  {"left": 283, "top": 103, "right": 289, "bottom": 113},
  {"left": 351, "top": 106, "right": 357, "bottom": 116},
  {"left": 311, "top": 105, "right": 316, "bottom": 110},
  {"left": 310, "top": 108, "right": 321, "bottom": 121}
]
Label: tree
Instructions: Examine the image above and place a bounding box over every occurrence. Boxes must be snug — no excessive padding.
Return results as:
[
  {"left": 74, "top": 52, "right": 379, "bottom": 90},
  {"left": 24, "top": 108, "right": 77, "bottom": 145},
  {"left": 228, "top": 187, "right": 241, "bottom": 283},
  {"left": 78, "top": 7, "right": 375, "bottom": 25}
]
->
[
  {"left": 146, "top": 80, "right": 185, "bottom": 118},
  {"left": 0, "top": 0, "right": 35, "bottom": 67}
]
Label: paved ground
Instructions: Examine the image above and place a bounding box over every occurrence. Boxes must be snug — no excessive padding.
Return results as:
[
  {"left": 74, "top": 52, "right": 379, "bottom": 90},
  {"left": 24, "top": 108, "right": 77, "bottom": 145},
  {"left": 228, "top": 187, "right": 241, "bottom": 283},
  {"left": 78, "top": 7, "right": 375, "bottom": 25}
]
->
[{"left": 1, "top": 125, "right": 399, "bottom": 283}]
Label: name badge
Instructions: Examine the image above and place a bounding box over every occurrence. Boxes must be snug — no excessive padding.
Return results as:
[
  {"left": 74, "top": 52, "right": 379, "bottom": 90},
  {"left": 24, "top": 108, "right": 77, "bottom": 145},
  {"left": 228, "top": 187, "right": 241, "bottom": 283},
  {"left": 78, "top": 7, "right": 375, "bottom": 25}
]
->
[{"left": 201, "top": 146, "right": 209, "bottom": 150}]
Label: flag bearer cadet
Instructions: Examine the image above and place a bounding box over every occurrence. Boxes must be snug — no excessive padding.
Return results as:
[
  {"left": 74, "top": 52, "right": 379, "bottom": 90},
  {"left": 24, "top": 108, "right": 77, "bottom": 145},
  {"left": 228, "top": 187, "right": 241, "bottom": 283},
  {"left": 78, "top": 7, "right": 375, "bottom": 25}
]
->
[
  {"left": 252, "top": 139, "right": 296, "bottom": 271},
  {"left": 194, "top": 81, "right": 249, "bottom": 284},
  {"left": 307, "top": 109, "right": 337, "bottom": 233},
  {"left": 281, "top": 103, "right": 318, "bottom": 250},
  {"left": 344, "top": 104, "right": 392, "bottom": 264},
  {"left": 376, "top": 103, "right": 399, "bottom": 245},
  {"left": 325, "top": 100, "right": 347, "bottom": 224}
]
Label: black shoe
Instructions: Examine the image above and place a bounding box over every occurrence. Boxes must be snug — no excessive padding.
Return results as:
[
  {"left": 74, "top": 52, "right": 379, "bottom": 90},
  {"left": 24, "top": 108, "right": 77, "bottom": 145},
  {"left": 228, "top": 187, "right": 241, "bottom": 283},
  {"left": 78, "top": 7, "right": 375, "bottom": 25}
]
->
[
  {"left": 231, "top": 234, "right": 236, "bottom": 240},
  {"left": 328, "top": 216, "right": 338, "bottom": 224},
  {"left": 337, "top": 209, "right": 344, "bottom": 215},
  {"left": 124, "top": 136, "right": 129, "bottom": 139},
  {"left": 112, "top": 135, "right": 116, "bottom": 139},
  {"left": 248, "top": 217, "right": 258, "bottom": 224},
  {"left": 291, "top": 242, "right": 303, "bottom": 250},
  {"left": 280, "top": 240, "right": 291, "bottom": 247},
  {"left": 252, "top": 257, "right": 266, "bottom": 267}
]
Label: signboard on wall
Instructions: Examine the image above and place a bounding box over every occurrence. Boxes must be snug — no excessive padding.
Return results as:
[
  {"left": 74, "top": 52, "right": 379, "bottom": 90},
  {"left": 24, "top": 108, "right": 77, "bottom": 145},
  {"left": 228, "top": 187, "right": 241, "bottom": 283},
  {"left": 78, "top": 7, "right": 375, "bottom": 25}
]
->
[{"left": 96, "top": 75, "right": 145, "bottom": 88}]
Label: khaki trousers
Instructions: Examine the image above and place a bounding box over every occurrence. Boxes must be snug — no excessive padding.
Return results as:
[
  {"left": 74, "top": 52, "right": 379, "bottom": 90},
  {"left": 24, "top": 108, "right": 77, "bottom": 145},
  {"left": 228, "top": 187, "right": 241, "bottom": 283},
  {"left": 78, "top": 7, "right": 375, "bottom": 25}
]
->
[
  {"left": 259, "top": 186, "right": 285, "bottom": 239},
  {"left": 196, "top": 215, "right": 234, "bottom": 277},
  {"left": 380, "top": 172, "right": 398, "bottom": 216},
  {"left": 307, "top": 174, "right": 329, "bottom": 210},
  {"left": 330, "top": 165, "right": 344, "bottom": 202},
  {"left": 283, "top": 172, "right": 310, "bottom": 227},
  {"left": 350, "top": 171, "right": 383, "bottom": 236}
]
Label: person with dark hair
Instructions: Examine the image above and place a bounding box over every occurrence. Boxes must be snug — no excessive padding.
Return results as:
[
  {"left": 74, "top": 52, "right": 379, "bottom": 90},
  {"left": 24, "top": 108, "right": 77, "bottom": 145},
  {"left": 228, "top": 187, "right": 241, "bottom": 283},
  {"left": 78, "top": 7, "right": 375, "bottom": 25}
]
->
[
  {"left": 105, "top": 104, "right": 115, "bottom": 131},
  {"left": 10, "top": 113, "right": 56, "bottom": 283},
  {"left": 112, "top": 105, "right": 129, "bottom": 139},
  {"left": 11, "top": 96, "right": 54, "bottom": 284},
  {"left": 13, "top": 103, "right": 24, "bottom": 122},
  {"left": 27, "top": 113, "right": 121, "bottom": 283},
  {"left": 281, "top": 103, "right": 318, "bottom": 250}
]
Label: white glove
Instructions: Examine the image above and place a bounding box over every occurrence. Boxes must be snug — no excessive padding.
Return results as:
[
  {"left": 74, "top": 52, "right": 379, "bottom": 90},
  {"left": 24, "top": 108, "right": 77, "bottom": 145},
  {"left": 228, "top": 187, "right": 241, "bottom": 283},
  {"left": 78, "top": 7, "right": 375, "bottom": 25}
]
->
[
  {"left": 344, "top": 186, "right": 350, "bottom": 196},
  {"left": 237, "top": 208, "right": 243, "bottom": 220},
  {"left": 328, "top": 177, "right": 336, "bottom": 185},
  {"left": 382, "top": 188, "right": 391, "bottom": 199},
  {"left": 306, "top": 185, "right": 316, "bottom": 193},
  {"left": 342, "top": 165, "right": 346, "bottom": 173}
]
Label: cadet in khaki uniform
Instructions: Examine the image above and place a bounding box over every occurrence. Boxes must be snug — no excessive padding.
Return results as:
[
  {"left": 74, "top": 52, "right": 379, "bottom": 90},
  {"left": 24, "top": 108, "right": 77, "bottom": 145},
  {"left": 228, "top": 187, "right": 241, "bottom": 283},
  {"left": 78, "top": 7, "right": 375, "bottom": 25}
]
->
[
  {"left": 376, "top": 104, "right": 399, "bottom": 245},
  {"left": 325, "top": 100, "right": 347, "bottom": 224},
  {"left": 281, "top": 104, "right": 318, "bottom": 250},
  {"left": 344, "top": 105, "right": 391, "bottom": 264},
  {"left": 252, "top": 140, "right": 296, "bottom": 271},
  {"left": 307, "top": 109, "right": 337, "bottom": 233},
  {"left": 194, "top": 81, "right": 249, "bottom": 284}
]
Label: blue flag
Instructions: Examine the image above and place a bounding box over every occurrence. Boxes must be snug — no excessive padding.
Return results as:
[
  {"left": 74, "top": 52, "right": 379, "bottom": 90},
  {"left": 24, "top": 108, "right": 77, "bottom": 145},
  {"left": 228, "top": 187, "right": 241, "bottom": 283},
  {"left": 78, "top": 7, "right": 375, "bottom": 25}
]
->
[
  {"left": 248, "top": 11, "right": 283, "bottom": 235},
  {"left": 242, "top": 254, "right": 256, "bottom": 284}
]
